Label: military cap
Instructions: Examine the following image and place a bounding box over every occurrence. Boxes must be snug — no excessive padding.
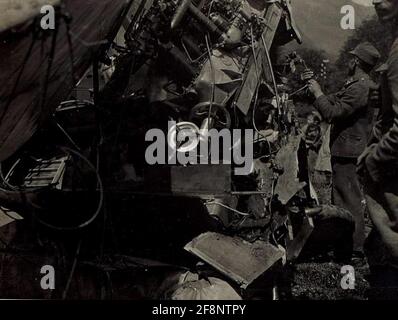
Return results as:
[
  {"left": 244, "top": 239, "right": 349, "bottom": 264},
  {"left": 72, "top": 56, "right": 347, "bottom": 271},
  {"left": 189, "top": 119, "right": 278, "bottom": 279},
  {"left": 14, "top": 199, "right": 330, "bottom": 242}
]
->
[{"left": 349, "top": 42, "right": 381, "bottom": 68}]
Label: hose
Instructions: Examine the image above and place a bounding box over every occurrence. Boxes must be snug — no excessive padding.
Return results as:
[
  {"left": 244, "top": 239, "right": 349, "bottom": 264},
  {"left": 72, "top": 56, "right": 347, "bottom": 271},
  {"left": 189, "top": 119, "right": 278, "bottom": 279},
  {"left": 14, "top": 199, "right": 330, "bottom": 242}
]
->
[{"left": 31, "top": 146, "right": 104, "bottom": 231}]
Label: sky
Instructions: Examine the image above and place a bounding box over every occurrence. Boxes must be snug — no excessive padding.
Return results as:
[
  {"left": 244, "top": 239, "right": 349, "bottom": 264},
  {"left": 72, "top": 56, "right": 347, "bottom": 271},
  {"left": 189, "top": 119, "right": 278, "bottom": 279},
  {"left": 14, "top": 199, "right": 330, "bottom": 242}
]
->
[
  {"left": 290, "top": 0, "right": 376, "bottom": 59},
  {"left": 351, "top": 0, "right": 373, "bottom": 6}
]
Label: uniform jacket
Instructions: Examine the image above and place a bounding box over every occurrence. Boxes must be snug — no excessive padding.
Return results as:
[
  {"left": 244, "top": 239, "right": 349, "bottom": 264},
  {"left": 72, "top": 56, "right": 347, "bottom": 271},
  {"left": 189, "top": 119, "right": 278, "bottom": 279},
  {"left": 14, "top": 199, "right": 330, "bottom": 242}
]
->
[
  {"left": 314, "top": 73, "right": 375, "bottom": 158},
  {"left": 367, "top": 36, "right": 398, "bottom": 174}
]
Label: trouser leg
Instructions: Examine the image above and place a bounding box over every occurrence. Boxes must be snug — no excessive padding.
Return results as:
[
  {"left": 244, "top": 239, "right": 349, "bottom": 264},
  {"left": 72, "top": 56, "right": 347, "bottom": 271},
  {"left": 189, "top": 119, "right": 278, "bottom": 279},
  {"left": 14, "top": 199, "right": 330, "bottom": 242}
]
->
[
  {"left": 364, "top": 177, "right": 398, "bottom": 297},
  {"left": 332, "top": 157, "right": 365, "bottom": 252},
  {"left": 365, "top": 177, "right": 398, "bottom": 266}
]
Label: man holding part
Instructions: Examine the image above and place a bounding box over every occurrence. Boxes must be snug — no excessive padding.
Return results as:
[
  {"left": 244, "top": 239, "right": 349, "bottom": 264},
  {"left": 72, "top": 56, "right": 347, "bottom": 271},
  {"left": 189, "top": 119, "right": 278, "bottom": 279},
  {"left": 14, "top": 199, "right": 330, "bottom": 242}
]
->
[{"left": 306, "top": 43, "right": 380, "bottom": 259}]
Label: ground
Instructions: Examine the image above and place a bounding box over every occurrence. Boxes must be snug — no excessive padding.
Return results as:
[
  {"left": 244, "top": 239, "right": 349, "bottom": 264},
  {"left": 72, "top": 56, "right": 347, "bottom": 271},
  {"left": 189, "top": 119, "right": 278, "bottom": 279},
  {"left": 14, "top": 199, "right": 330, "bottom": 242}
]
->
[
  {"left": 291, "top": 261, "right": 370, "bottom": 300},
  {"left": 290, "top": 169, "right": 371, "bottom": 300}
]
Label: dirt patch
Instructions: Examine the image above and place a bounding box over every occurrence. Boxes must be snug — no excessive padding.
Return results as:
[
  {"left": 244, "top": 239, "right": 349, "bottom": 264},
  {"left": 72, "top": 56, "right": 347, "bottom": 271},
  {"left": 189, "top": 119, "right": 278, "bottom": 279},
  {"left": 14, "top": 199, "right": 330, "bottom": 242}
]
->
[{"left": 291, "top": 261, "right": 370, "bottom": 300}]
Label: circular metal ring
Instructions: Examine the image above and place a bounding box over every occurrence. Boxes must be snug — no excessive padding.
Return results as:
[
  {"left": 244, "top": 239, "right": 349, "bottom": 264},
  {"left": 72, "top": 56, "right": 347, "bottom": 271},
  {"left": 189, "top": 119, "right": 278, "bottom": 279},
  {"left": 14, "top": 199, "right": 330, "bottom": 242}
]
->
[{"left": 167, "top": 122, "right": 200, "bottom": 153}]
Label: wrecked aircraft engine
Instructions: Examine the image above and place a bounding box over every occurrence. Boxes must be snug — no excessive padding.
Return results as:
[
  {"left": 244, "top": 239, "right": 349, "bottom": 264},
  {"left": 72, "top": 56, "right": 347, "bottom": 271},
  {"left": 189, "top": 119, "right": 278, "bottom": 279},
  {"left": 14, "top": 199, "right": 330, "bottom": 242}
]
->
[{"left": 0, "top": 0, "right": 350, "bottom": 300}]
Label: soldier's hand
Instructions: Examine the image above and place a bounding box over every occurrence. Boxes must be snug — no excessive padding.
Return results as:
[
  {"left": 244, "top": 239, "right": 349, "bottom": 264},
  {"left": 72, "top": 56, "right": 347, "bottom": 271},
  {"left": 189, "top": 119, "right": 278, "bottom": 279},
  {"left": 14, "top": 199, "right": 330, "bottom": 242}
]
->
[
  {"left": 308, "top": 80, "right": 323, "bottom": 98},
  {"left": 301, "top": 69, "right": 315, "bottom": 81}
]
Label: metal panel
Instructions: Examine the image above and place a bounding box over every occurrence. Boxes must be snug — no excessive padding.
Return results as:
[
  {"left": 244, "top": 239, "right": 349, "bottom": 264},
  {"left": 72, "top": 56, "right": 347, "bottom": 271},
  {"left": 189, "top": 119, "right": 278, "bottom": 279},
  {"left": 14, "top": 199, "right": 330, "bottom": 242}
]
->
[
  {"left": 144, "top": 165, "right": 231, "bottom": 196},
  {"left": 235, "top": 3, "right": 283, "bottom": 115},
  {"left": 0, "top": 207, "right": 23, "bottom": 228},
  {"left": 185, "top": 232, "right": 285, "bottom": 289},
  {"left": 286, "top": 216, "right": 314, "bottom": 261},
  {"left": 274, "top": 136, "right": 307, "bottom": 205}
]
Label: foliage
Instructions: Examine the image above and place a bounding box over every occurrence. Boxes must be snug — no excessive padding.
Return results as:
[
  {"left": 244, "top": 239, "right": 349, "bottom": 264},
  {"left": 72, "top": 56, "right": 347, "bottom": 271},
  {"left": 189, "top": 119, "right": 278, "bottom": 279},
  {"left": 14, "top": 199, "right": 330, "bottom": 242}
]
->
[
  {"left": 290, "top": 14, "right": 394, "bottom": 118},
  {"left": 337, "top": 16, "right": 393, "bottom": 71},
  {"left": 295, "top": 17, "right": 394, "bottom": 97}
]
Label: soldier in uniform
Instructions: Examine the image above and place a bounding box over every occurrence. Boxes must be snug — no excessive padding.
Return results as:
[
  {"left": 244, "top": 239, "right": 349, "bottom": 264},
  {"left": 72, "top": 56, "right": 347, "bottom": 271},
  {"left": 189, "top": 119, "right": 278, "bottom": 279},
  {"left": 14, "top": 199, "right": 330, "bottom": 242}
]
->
[
  {"left": 306, "top": 43, "right": 381, "bottom": 259},
  {"left": 357, "top": 0, "right": 398, "bottom": 296}
]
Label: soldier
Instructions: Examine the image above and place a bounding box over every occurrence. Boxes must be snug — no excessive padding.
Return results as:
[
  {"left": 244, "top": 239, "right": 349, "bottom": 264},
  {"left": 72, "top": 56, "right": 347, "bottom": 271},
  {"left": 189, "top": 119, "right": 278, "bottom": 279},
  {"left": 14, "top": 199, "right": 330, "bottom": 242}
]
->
[
  {"left": 357, "top": 0, "right": 398, "bottom": 296},
  {"left": 306, "top": 43, "right": 381, "bottom": 259}
]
